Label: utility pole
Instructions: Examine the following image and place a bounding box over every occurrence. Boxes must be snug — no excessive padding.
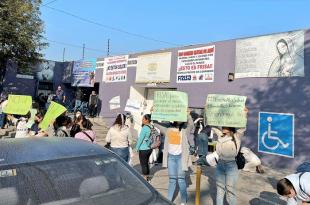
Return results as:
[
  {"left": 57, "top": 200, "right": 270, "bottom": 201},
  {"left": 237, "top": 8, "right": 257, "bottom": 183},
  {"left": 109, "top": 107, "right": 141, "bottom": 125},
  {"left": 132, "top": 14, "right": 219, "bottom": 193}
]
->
[
  {"left": 107, "top": 39, "right": 110, "bottom": 57},
  {"left": 62, "top": 48, "right": 66, "bottom": 62},
  {"left": 82, "top": 43, "right": 85, "bottom": 59}
]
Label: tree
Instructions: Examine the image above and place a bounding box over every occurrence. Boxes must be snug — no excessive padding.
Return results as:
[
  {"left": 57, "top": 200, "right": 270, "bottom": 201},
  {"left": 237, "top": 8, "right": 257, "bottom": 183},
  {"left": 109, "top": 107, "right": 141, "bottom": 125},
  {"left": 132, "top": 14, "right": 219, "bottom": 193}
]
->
[{"left": 0, "top": 0, "right": 47, "bottom": 88}]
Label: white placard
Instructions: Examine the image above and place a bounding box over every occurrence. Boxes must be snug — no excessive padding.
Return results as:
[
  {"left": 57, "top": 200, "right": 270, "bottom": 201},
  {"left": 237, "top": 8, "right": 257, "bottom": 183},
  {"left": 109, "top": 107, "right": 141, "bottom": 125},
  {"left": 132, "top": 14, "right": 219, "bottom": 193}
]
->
[{"left": 109, "top": 96, "right": 120, "bottom": 110}]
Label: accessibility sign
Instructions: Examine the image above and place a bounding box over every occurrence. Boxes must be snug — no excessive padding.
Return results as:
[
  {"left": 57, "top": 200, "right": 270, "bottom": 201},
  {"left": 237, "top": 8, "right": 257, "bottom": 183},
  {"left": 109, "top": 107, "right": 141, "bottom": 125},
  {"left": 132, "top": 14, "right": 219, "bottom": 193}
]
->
[{"left": 258, "top": 112, "right": 294, "bottom": 158}]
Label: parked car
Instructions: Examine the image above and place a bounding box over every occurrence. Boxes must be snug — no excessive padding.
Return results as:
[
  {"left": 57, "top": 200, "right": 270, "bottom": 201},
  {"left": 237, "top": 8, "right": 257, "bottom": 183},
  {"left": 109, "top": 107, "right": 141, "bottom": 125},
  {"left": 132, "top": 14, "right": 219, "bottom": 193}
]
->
[{"left": 0, "top": 137, "right": 173, "bottom": 205}]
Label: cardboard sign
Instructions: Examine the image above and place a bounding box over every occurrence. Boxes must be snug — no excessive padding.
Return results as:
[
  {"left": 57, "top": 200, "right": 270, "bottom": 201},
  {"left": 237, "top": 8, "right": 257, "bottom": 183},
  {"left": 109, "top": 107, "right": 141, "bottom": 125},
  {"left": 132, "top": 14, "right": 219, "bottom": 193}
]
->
[
  {"left": 39, "top": 101, "right": 67, "bottom": 130},
  {"left": 151, "top": 91, "right": 188, "bottom": 122},
  {"left": 206, "top": 94, "right": 247, "bottom": 127},
  {"left": 3, "top": 95, "right": 32, "bottom": 115}
]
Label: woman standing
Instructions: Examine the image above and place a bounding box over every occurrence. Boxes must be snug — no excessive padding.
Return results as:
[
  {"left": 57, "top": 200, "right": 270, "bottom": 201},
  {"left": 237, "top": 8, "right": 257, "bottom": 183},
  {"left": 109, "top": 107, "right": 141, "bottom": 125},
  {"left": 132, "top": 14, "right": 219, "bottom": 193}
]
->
[
  {"left": 106, "top": 114, "right": 132, "bottom": 162},
  {"left": 162, "top": 121, "right": 192, "bottom": 205},
  {"left": 212, "top": 107, "right": 248, "bottom": 205},
  {"left": 135, "top": 114, "right": 153, "bottom": 181}
]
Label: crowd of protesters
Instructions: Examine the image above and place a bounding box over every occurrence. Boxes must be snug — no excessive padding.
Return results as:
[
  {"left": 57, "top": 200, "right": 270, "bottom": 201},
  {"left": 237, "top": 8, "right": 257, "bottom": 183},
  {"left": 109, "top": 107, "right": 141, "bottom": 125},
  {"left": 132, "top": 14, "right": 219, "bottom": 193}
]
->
[
  {"left": 0, "top": 86, "right": 98, "bottom": 144},
  {"left": 1, "top": 85, "right": 309, "bottom": 205}
]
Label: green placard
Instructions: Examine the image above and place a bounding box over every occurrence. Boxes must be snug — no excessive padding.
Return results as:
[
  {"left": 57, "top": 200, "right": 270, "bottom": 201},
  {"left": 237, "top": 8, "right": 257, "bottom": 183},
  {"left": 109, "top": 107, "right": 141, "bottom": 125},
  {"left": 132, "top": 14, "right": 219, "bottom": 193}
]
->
[
  {"left": 205, "top": 94, "right": 247, "bottom": 127},
  {"left": 39, "top": 101, "right": 67, "bottom": 130},
  {"left": 3, "top": 95, "right": 32, "bottom": 115},
  {"left": 151, "top": 91, "right": 188, "bottom": 122}
]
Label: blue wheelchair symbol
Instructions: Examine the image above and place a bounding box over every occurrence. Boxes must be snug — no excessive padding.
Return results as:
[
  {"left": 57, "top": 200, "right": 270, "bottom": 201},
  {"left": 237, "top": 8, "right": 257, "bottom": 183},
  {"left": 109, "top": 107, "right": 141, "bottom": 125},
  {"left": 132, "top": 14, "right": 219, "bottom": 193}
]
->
[{"left": 258, "top": 112, "right": 294, "bottom": 158}]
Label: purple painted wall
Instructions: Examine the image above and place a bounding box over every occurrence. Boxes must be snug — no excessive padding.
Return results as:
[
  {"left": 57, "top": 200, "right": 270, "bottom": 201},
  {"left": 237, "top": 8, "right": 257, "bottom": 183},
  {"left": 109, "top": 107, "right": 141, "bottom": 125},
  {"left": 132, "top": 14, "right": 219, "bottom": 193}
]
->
[{"left": 98, "top": 30, "right": 310, "bottom": 170}]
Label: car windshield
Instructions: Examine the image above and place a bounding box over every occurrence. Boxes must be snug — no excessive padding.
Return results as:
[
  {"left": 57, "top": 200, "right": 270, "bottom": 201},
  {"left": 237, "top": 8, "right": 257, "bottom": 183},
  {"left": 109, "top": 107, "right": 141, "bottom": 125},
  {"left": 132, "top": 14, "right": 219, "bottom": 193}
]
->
[{"left": 0, "top": 155, "right": 154, "bottom": 205}]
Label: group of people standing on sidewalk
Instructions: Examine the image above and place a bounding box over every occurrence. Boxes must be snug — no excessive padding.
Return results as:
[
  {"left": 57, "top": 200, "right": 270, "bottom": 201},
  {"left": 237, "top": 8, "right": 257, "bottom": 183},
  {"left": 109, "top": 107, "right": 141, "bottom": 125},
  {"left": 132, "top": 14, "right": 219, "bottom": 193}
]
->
[{"left": 106, "top": 107, "right": 267, "bottom": 205}]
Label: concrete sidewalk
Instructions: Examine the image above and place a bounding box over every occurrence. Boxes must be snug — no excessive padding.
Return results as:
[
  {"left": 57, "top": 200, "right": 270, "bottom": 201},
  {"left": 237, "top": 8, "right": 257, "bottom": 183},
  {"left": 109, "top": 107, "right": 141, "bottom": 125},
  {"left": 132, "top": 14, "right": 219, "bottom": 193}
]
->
[
  {"left": 0, "top": 116, "right": 291, "bottom": 205},
  {"left": 91, "top": 117, "right": 291, "bottom": 205}
]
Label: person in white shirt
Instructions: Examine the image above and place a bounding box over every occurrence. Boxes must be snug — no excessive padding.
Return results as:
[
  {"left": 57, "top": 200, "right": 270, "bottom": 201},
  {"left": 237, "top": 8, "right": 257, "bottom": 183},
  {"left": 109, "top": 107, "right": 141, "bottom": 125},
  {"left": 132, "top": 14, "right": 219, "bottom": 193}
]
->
[
  {"left": 241, "top": 147, "right": 264, "bottom": 173},
  {"left": 106, "top": 114, "right": 132, "bottom": 162},
  {"left": 8, "top": 112, "right": 31, "bottom": 138}
]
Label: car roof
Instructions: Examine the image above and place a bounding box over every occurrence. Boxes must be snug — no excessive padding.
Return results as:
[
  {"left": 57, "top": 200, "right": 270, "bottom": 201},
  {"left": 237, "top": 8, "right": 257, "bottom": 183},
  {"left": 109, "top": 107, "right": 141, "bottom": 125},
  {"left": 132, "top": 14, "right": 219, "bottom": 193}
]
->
[{"left": 0, "top": 137, "right": 110, "bottom": 166}]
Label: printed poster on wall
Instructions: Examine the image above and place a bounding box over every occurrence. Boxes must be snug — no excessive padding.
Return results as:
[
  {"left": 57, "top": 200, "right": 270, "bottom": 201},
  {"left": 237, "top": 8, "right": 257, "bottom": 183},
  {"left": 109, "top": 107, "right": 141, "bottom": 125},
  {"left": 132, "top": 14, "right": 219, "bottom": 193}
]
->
[
  {"left": 72, "top": 58, "right": 96, "bottom": 87},
  {"left": 135, "top": 52, "right": 171, "bottom": 83},
  {"left": 177, "top": 45, "right": 215, "bottom": 83},
  {"left": 235, "top": 30, "right": 304, "bottom": 78},
  {"left": 103, "top": 55, "right": 128, "bottom": 83}
]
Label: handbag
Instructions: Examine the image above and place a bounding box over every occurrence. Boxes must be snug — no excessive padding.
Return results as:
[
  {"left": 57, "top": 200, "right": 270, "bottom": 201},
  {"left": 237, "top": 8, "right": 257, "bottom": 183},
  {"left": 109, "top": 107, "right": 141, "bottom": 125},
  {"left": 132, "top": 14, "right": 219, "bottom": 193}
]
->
[
  {"left": 232, "top": 136, "right": 246, "bottom": 170},
  {"left": 104, "top": 142, "right": 111, "bottom": 149}
]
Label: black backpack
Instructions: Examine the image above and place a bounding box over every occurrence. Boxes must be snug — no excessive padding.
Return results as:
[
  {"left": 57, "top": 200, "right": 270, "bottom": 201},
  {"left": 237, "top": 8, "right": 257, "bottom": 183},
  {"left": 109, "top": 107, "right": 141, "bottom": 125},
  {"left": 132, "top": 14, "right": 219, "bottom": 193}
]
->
[
  {"left": 296, "top": 162, "right": 310, "bottom": 199},
  {"left": 232, "top": 136, "right": 246, "bottom": 170}
]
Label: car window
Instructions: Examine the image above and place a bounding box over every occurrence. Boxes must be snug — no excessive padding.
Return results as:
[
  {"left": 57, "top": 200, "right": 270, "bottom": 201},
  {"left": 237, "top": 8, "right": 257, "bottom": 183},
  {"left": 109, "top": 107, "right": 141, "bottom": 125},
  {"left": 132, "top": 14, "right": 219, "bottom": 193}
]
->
[{"left": 0, "top": 155, "right": 154, "bottom": 205}]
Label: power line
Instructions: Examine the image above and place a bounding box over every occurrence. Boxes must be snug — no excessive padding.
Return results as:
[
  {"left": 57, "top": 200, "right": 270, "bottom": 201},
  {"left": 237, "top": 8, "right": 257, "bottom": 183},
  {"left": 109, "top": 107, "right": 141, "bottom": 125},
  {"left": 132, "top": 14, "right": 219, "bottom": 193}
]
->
[
  {"left": 42, "top": 0, "right": 59, "bottom": 6},
  {"left": 42, "top": 5, "right": 181, "bottom": 47},
  {"left": 44, "top": 38, "right": 106, "bottom": 53}
]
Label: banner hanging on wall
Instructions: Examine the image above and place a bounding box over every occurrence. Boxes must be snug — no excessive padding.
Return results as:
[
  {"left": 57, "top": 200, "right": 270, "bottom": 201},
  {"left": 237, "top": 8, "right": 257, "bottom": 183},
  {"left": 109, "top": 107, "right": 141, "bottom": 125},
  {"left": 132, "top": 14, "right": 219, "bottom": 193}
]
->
[
  {"left": 235, "top": 30, "right": 304, "bottom": 78},
  {"left": 135, "top": 52, "right": 171, "bottom": 83},
  {"left": 177, "top": 45, "right": 215, "bottom": 83},
  {"left": 72, "top": 58, "right": 96, "bottom": 87},
  {"left": 103, "top": 55, "right": 128, "bottom": 83},
  {"left": 205, "top": 94, "right": 247, "bottom": 127}
]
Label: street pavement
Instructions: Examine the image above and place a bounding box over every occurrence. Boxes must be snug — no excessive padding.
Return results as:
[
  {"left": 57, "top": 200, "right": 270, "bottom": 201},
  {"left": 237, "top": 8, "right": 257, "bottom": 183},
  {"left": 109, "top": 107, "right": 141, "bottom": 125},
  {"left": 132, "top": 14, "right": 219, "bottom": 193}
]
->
[{"left": 0, "top": 117, "right": 292, "bottom": 205}]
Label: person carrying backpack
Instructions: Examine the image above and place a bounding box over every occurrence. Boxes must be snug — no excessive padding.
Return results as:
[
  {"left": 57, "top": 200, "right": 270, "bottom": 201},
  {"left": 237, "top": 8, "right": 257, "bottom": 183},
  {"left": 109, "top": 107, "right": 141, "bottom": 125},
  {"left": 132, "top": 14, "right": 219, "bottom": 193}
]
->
[
  {"left": 135, "top": 114, "right": 153, "bottom": 181},
  {"left": 277, "top": 163, "right": 310, "bottom": 205}
]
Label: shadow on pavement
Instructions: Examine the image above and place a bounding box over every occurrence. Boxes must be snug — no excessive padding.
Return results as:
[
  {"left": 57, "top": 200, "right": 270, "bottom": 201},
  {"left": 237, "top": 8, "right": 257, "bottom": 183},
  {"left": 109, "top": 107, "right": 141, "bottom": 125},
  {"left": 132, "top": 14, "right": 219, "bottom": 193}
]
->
[{"left": 249, "top": 191, "right": 286, "bottom": 205}]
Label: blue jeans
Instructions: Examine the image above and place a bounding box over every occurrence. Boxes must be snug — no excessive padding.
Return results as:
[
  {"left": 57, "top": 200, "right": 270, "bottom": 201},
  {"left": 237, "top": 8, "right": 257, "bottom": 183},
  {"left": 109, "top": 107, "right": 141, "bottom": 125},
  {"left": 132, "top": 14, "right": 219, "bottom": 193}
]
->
[
  {"left": 74, "top": 100, "right": 82, "bottom": 112},
  {"left": 197, "top": 133, "right": 208, "bottom": 156},
  {"left": 111, "top": 147, "right": 129, "bottom": 162},
  {"left": 167, "top": 154, "right": 187, "bottom": 203},
  {"left": 216, "top": 160, "right": 239, "bottom": 205}
]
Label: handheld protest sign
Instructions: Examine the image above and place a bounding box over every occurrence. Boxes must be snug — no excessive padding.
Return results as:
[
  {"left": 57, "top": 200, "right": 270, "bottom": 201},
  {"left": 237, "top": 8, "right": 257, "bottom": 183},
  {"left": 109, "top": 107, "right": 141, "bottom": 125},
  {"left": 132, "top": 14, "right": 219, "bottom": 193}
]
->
[
  {"left": 39, "top": 101, "right": 67, "bottom": 130},
  {"left": 205, "top": 94, "right": 247, "bottom": 127},
  {"left": 3, "top": 95, "right": 32, "bottom": 115},
  {"left": 151, "top": 91, "right": 188, "bottom": 122}
]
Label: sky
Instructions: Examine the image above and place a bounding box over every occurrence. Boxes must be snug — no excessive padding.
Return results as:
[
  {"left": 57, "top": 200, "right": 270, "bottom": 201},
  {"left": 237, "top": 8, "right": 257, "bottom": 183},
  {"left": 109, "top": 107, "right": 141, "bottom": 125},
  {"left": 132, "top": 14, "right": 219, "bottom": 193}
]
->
[{"left": 40, "top": 0, "right": 310, "bottom": 62}]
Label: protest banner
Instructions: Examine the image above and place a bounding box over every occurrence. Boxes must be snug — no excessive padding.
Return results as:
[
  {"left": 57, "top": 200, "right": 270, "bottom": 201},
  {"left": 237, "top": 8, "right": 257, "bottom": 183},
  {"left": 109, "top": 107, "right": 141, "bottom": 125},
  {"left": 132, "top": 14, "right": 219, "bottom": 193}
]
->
[
  {"left": 3, "top": 95, "right": 32, "bottom": 115},
  {"left": 205, "top": 94, "right": 247, "bottom": 127},
  {"left": 151, "top": 91, "right": 188, "bottom": 122},
  {"left": 109, "top": 96, "right": 121, "bottom": 110},
  {"left": 39, "top": 101, "right": 67, "bottom": 130},
  {"left": 177, "top": 45, "right": 215, "bottom": 83},
  {"left": 124, "top": 99, "right": 141, "bottom": 113},
  {"left": 72, "top": 58, "right": 96, "bottom": 87},
  {"left": 103, "top": 55, "right": 128, "bottom": 82}
]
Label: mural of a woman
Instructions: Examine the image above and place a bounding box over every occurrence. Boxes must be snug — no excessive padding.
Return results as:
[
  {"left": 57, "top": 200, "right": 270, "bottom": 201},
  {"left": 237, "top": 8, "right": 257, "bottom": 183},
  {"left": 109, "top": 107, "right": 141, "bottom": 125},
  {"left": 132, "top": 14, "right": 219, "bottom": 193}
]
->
[{"left": 268, "top": 38, "right": 303, "bottom": 77}]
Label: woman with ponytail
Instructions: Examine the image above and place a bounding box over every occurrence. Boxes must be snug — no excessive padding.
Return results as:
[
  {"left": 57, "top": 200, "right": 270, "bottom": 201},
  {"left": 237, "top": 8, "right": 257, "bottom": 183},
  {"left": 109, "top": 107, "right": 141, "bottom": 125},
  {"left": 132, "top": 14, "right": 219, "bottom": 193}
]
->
[{"left": 106, "top": 113, "right": 132, "bottom": 162}]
